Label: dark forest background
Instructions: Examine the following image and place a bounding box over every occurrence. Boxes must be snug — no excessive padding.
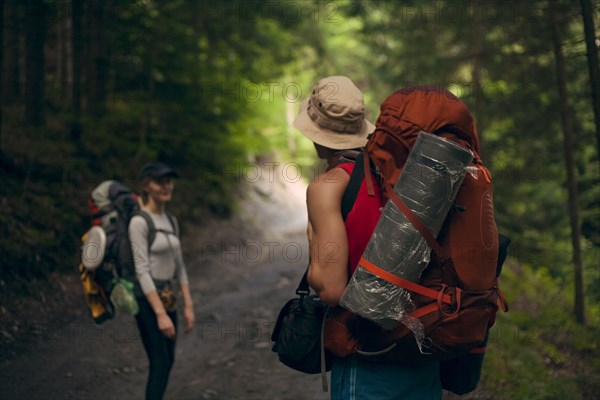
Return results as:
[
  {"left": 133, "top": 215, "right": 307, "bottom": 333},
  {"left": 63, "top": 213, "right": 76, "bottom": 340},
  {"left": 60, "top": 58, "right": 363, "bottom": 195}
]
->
[{"left": 1, "top": 1, "right": 599, "bottom": 397}]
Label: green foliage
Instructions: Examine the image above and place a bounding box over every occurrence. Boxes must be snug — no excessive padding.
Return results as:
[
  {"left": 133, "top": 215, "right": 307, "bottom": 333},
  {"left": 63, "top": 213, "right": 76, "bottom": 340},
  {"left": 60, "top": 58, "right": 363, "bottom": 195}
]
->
[
  {"left": 1, "top": 0, "right": 598, "bottom": 347},
  {"left": 1, "top": 1, "right": 599, "bottom": 397},
  {"left": 480, "top": 261, "right": 600, "bottom": 399},
  {"left": 341, "top": 0, "right": 599, "bottom": 289},
  {"left": 0, "top": 0, "right": 324, "bottom": 274}
]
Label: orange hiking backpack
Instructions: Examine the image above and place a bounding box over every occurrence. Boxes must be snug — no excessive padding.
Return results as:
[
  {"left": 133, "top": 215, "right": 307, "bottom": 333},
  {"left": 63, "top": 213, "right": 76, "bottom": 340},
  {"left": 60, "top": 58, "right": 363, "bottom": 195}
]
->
[{"left": 324, "top": 86, "right": 509, "bottom": 383}]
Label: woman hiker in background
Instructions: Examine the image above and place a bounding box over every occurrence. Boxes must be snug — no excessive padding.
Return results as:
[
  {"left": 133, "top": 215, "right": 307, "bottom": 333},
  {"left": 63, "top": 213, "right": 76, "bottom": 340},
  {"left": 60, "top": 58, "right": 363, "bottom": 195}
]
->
[{"left": 129, "top": 162, "right": 195, "bottom": 400}]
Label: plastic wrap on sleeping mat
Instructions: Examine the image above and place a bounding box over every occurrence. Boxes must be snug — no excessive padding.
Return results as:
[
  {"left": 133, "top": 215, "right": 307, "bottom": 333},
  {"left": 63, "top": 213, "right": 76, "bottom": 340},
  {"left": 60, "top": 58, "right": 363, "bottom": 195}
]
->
[{"left": 339, "top": 132, "right": 473, "bottom": 341}]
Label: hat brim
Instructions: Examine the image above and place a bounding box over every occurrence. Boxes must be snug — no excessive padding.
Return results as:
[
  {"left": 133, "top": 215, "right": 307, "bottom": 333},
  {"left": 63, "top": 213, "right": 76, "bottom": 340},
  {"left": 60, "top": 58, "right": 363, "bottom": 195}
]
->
[
  {"left": 140, "top": 168, "right": 179, "bottom": 181},
  {"left": 293, "top": 99, "right": 375, "bottom": 150}
]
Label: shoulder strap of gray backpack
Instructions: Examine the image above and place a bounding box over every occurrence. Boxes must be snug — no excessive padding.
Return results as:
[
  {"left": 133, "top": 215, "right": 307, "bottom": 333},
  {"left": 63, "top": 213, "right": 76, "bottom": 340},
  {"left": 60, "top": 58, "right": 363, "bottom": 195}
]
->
[
  {"left": 134, "top": 210, "right": 178, "bottom": 253},
  {"left": 134, "top": 210, "right": 157, "bottom": 252},
  {"left": 164, "top": 211, "right": 179, "bottom": 237}
]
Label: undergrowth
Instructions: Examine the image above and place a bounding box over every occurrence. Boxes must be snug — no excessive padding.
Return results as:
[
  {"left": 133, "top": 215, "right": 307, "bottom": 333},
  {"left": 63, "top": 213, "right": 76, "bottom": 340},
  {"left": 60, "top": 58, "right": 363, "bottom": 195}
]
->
[{"left": 478, "top": 260, "right": 600, "bottom": 399}]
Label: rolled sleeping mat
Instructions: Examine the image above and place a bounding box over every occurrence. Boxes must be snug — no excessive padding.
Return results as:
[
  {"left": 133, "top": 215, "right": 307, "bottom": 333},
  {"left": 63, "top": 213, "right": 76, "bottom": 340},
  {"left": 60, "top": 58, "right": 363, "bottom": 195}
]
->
[
  {"left": 82, "top": 226, "right": 107, "bottom": 271},
  {"left": 340, "top": 132, "right": 473, "bottom": 333}
]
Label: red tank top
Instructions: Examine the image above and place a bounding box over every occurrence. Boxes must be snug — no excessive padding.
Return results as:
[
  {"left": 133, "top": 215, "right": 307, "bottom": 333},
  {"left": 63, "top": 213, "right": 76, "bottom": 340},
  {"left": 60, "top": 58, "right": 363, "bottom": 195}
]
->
[{"left": 336, "top": 162, "right": 383, "bottom": 275}]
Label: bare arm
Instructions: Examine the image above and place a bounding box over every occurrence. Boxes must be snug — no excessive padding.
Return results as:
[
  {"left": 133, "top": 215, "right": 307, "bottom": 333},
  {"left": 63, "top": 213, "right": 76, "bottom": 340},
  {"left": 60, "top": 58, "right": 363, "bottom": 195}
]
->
[
  {"left": 306, "top": 168, "right": 350, "bottom": 307},
  {"left": 145, "top": 290, "right": 167, "bottom": 315},
  {"left": 180, "top": 283, "right": 195, "bottom": 333},
  {"left": 180, "top": 283, "right": 193, "bottom": 309},
  {"left": 146, "top": 290, "right": 176, "bottom": 338}
]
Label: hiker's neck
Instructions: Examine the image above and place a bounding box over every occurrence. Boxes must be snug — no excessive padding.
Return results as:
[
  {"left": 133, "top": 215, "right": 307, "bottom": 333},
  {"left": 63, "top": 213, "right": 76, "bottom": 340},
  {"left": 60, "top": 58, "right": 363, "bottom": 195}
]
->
[{"left": 144, "top": 199, "right": 166, "bottom": 215}]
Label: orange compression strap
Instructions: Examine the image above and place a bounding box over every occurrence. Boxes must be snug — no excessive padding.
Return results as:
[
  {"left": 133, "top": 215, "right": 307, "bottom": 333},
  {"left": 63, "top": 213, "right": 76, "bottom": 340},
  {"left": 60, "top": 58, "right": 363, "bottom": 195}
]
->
[
  {"left": 496, "top": 286, "right": 509, "bottom": 312},
  {"left": 469, "top": 347, "right": 486, "bottom": 354},
  {"left": 478, "top": 164, "right": 492, "bottom": 183},
  {"left": 383, "top": 181, "right": 444, "bottom": 258},
  {"left": 358, "top": 257, "right": 452, "bottom": 304},
  {"left": 409, "top": 302, "right": 440, "bottom": 319}
]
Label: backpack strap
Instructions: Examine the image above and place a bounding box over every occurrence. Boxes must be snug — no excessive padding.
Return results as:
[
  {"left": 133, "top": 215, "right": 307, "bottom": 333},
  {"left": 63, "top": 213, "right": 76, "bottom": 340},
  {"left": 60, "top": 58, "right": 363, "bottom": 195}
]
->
[
  {"left": 134, "top": 210, "right": 157, "bottom": 251},
  {"left": 329, "top": 149, "right": 360, "bottom": 169},
  {"left": 296, "top": 271, "right": 311, "bottom": 296},
  {"left": 340, "top": 153, "right": 365, "bottom": 222},
  {"left": 363, "top": 149, "right": 376, "bottom": 197},
  {"left": 164, "top": 211, "right": 179, "bottom": 237},
  {"left": 134, "top": 210, "right": 179, "bottom": 252},
  {"left": 134, "top": 210, "right": 181, "bottom": 290},
  {"left": 154, "top": 213, "right": 178, "bottom": 237},
  {"left": 383, "top": 180, "right": 444, "bottom": 258}
]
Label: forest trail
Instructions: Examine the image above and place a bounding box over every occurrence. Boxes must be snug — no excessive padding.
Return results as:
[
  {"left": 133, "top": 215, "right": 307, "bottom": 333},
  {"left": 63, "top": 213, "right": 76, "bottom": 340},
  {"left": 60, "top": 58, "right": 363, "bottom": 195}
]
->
[
  {"left": 0, "top": 163, "right": 481, "bottom": 400},
  {"left": 0, "top": 164, "right": 330, "bottom": 400}
]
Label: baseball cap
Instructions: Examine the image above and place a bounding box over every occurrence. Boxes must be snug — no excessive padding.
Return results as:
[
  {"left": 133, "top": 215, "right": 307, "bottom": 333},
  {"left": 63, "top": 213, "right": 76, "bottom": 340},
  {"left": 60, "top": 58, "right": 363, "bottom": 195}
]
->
[{"left": 138, "top": 162, "right": 178, "bottom": 181}]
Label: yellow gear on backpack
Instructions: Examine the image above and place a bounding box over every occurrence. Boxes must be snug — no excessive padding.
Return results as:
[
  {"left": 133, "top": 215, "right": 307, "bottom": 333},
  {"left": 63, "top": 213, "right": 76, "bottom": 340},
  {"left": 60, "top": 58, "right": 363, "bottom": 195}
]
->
[{"left": 78, "top": 230, "right": 114, "bottom": 324}]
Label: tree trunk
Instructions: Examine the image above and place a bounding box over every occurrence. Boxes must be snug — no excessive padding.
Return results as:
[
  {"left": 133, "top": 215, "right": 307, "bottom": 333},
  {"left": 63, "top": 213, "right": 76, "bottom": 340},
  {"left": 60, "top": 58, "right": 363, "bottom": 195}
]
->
[
  {"left": 470, "top": 0, "right": 486, "bottom": 159},
  {"left": 87, "top": 0, "right": 108, "bottom": 117},
  {"left": 3, "top": 0, "right": 20, "bottom": 102},
  {"left": 139, "top": 6, "right": 157, "bottom": 156},
  {"left": 56, "top": 0, "right": 68, "bottom": 102},
  {"left": 580, "top": 0, "right": 600, "bottom": 160},
  {"left": 70, "top": 0, "right": 82, "bottom": 141},
  {"left": 550, "top": 6, "right": 586, "bottom": 324},
  {"left": 65, "top": 0, "right": 73, "bottom": 103},
  {"left": 24, "top": 0, "right": 45, "bottom": 127},
  {"left": 1, "top": 0, "right": 5, "bottom": 144}
]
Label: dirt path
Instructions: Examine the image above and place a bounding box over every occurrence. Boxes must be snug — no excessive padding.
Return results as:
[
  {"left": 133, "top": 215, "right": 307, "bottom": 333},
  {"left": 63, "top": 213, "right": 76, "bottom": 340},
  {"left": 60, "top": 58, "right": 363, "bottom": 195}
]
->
[{"left": 0, "top": 166, "right": 329, "bottom": 400}]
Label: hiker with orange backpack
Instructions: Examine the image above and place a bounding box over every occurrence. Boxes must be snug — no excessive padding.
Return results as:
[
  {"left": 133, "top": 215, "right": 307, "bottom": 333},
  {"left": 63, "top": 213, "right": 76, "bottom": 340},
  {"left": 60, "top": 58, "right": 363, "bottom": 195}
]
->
[
  {"left": 129, "top": 162, "right": 195, "bottom": 400},
  {"left": 296, "top": 77, "right": 443, "bottom": 399}
]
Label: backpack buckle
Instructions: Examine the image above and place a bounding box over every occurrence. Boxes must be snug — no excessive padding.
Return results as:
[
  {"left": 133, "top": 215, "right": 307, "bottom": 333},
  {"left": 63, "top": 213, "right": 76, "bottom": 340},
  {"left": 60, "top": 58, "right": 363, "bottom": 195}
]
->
[{"left": 437, "top": 285, "right": 462, "bottom": 317}]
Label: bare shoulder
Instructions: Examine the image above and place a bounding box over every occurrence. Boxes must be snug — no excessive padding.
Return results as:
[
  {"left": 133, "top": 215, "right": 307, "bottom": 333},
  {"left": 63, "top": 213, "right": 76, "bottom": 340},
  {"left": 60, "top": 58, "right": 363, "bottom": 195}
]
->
[{"left": 306, "top": 167, "right": 350, "bottom": 212}]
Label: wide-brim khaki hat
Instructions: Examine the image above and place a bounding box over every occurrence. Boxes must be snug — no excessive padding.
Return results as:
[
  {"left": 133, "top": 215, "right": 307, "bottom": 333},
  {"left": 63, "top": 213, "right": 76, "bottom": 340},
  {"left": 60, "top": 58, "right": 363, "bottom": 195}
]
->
[{"left": 294, "top": 76, "right": 375, "bottom": 150}]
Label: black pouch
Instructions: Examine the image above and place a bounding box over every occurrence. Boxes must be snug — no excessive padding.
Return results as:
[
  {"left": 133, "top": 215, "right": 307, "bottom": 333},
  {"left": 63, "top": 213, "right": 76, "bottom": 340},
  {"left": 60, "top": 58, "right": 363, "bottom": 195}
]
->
[
  {"left": 440, "top": 331, "right": 488, "bottom": 394},
  {"left": 271, "top": 271, "right": 331, "bottom": 375}
]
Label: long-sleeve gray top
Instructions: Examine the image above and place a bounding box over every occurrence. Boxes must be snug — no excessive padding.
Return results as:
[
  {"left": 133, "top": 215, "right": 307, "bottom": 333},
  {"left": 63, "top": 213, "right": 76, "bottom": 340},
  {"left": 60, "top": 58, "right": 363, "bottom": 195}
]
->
[{"left": 128, "top": 209, "right": 189, "bottom": 295}]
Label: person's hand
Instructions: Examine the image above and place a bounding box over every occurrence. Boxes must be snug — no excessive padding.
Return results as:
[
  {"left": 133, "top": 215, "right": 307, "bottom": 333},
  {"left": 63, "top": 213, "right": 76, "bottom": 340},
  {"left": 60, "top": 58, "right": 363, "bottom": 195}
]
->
[
  {"left": 157, "top": 313, "right": 176, "bottom": 338},
  {"left": 184, "top": 305, "right": 195, "bottom": 333}
]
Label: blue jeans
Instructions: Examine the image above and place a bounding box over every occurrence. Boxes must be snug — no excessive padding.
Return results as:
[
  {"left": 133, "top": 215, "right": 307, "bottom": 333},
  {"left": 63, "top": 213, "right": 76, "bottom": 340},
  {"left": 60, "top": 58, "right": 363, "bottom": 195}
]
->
[{"left": 330, "top": 356, "right": 442, "bottom": 400}]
